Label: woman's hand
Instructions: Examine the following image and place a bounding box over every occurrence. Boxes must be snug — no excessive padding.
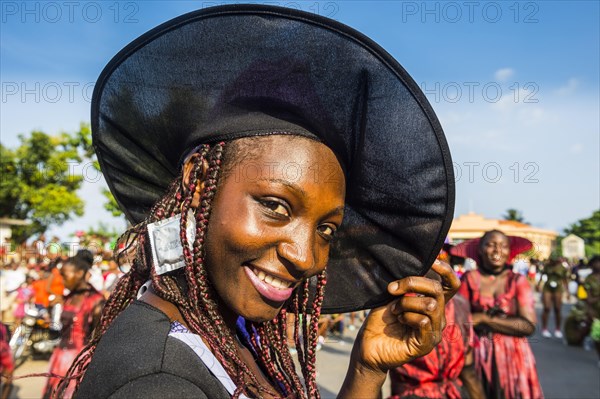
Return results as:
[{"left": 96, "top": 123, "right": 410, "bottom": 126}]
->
[
  {"left": 352, "top": 260, "right": 461, "bottom": 373},
  {"left": 337, "top": 260, "right": 460, "bottom": 398}
]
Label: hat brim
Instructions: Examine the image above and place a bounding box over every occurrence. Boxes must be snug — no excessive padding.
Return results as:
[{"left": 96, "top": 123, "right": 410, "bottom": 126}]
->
[{"left": 92, "top": 4, "right": 455, "bottom": 313}]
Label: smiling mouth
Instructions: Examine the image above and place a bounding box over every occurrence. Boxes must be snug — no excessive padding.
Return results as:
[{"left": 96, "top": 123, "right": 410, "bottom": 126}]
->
[
  {"left": 251, "top": 267, "right": 293, "bottom": 289},
  {"left": 491, "top": 254, "right": 503, "bottom": 262},
  {"left": 243, "top": 265, "right": 296, "bottom": 302}
]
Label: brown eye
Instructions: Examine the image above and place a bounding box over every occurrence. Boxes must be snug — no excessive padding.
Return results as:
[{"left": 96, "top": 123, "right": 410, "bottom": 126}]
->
[
  {"left": 317, "top": 224, "right": 337, "bottom": 240},
  {"left": 260, "top": 199, "right": 290, "bottom": 217}
]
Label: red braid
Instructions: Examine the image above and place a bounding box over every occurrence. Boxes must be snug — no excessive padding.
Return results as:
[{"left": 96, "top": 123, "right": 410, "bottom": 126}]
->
[{"left": 55, "top": 139, "right": 329, "bottom": 399}]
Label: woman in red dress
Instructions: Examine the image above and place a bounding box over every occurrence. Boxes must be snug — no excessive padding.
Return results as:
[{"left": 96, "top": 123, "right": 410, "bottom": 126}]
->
[
  {"left": 43, "top": 254, "right": 104, "bottom": 398},
  {"left": 457, "top": 230, "right": 543, "bottom": 399}
]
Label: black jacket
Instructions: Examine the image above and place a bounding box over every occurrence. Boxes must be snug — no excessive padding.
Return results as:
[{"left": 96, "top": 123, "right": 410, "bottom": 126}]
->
[{"left": 75, "top": 301, "right": 230, "bottom": 398}]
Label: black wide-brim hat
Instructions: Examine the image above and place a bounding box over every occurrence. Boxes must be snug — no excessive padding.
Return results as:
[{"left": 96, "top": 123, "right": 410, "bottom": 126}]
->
[{"left": 93, "top": 4, "right": 454, "bottom": 313}]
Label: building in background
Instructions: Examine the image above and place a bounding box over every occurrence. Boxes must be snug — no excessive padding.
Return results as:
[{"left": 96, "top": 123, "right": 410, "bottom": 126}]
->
[
  {"left": 561, "top": 234, "right": 586, "bottom": 261},
  {"left": 448, "top": 212, "right": 558, "bottom": 260}
]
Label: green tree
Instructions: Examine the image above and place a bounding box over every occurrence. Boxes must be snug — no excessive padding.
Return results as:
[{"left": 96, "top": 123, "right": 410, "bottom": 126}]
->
[
  {"left": 85, "top": 222, "right": 120, "bottom": 241},
  {"left": 101, "top": 188, "right": 123, "bottom": 218},
  {"left": 562, "top": 210, "right": 600, "bottom": 257},
  {"left": 503, "top": 208, "right": 527, "bottom": 223},
  {"left": 76, "top": 123, "right": 123, "bottom": 219},
  {"left": 0, "top": 125, "right": 90, "bottom": 244}
]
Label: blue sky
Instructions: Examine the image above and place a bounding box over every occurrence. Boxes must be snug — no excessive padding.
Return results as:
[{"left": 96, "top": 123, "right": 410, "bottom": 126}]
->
[{"left": 1, "top": 0, "right": 599, "bottom": 239}]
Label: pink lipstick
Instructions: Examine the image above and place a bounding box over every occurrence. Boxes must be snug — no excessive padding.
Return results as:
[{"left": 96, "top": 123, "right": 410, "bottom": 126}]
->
[{"left": 243, "top": 266, "right": 294, "bottom": 302}]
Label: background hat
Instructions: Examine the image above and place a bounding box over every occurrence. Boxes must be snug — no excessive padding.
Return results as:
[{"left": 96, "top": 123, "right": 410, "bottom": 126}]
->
[
  {"left": 92, "top": 4, "right": 455, "bottom": 313},
  {"left": 450, "top": 235, "right": 533, "bottom": 265}
]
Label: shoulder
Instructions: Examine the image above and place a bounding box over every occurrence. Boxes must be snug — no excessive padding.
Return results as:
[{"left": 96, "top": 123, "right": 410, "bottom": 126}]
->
[
  {"left": 461, "top": 269, "right": 479, "bottom": 279},
  {"left": 76, "top": 301, "right": 172, "bottom": 397},
  {"left": 460, "top": 270, "right": 479, "bottom": 287},
  {"left": 104, "top": 373, "right": 210, "bottom": 399},
  {"left": 77, "top": 302, "right": 230, "bottom": 399},
  {"left": 510, "top": 270, "right": 527, "bottom": 282},
  {"left": 458, "top": 270, "right": 476, "bottom": 298},
  {"left": 508, "top": 270, "right": 529, "bottom": 286},
  {"left": 77, "top": 372, "right": 212, "bottom": 399}
]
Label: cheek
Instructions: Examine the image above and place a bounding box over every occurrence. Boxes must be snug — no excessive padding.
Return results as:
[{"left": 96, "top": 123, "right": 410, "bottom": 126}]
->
[
  {"left": 314, "top": 245, "right": 331, "bottom": 272},
  {"left": 229, "top": 217, "right": 266, "bottom": 251},
  {"left": 207, "top": 200, "right": 271, "bottom": 260}
]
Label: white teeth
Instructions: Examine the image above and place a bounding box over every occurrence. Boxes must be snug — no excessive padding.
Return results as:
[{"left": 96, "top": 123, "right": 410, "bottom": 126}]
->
[{"left": 252, "top": 267, "right": 290, "bottom": 290}]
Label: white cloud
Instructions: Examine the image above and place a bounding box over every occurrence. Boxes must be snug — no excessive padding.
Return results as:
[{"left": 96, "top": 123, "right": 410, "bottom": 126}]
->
[
  {"left": 556, "top": 78, "right": 579, "bottom": 95},
  {"left": 494, "top": 68, "right": 515, "bottom": 82},
  {"left": 491, "top": 86, "right": 539, "bottom": 110},
  {"left": 439, "top": 93, "right": 599, "bottom": 231}
]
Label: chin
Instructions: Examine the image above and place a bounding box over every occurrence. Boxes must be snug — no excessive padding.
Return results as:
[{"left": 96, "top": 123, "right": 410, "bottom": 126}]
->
[
  {"left": 233, "top": 298, "right": 285, "bottom": 323},
  {"left": 246, "top": 314, "right": 277, "bottom": 323},
  {"left": 241, "top": 308, "right": 282, "bottom": 323}
]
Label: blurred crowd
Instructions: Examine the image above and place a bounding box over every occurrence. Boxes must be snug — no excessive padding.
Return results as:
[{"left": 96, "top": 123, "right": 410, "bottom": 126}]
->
[
  {"left": 0, "top": 232, "right": 599, "bottom": 399},
  {"left": 0, "top": 246, "right": 123, "bottom": 328},
  {"left": 0, "top": 237, "right": 125, "bottom": 398}
]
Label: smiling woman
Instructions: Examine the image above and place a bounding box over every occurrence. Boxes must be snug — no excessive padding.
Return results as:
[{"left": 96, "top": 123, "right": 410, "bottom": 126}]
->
[
  {"left": 53, "top": 4, "right": 459, "bottom": 399},
  {"left": 202, "top": 136, "right": 345, "bottom": 325},
  {"left": 457, "top": 231, "right": 543, "bottom": 399}
]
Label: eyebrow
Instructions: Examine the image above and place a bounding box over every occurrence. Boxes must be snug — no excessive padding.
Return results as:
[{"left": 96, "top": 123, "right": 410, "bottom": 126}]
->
[
  {"left": 323, "top": 205, "right": 345, "bottom": 219},
  {"left": 257, "top": 178, "right": 308, "bottom": 199},
  {"left": 256, "top": 178, "right": 344, "bottom": 218}
]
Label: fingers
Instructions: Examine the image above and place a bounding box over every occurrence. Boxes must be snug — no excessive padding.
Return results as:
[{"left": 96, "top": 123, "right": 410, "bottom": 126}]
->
[
  {"left": 391, "top": 295, "right": 439, "bottom": 316},
  {"left": 387, "top": 275, "right": 443, "bottom": 298},
  {"left": 431, "top": 260, "right": 461, "bottom": 303},
  {"left": 391, "top": 291, "right": 445, "bottom": 333},
  {"left": 385, "top": 260, "right": 457, "bottom": 340},
  {"left": 397, "top": 311, "right": 433, "bottom": 331},
  {"left": 395, "top": 306, "right": 445, "bottom": 348}
]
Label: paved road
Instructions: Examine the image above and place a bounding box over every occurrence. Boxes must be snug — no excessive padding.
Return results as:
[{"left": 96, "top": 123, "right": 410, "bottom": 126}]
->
[
  {"left": 315, "top": 300, "right": 600, "bottom": 399},
  {"left": 529, "top": 302, "right": 599, "bottom": 399},
  {"left": 6, "top": 300, "right": 600, "bottom": 398},
  {"left": 7, "top": 358, "right": 47, "bottom": 399}
]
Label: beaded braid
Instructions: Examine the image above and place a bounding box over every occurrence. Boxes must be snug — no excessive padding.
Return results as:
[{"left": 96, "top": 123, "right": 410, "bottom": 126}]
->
[
  {"left": 54, "top": 147, "right": 211, "bottom": 398},
  {"left": 55, "top": 139, "right": 330, "bottom": 399},
  {"left": 305, "top": 272, "right": 327, "bottom": 397},
  {"left": 248, "top": 271, "right": 327, "bottom": 399},
  {"left": 171, "top": 143, "right": 272, "bottom": 397},
  {"left": 300, "top": 279, "right": 312, "bottom": 374}
]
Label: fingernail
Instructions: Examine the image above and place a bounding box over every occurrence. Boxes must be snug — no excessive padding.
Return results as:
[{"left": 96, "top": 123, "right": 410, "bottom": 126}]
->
[
  {"left": 434, "top": 259, "right": 441, "bottom": 264},
  {"left": 389, "top": 282, "right": 399, "bottom": 292}
]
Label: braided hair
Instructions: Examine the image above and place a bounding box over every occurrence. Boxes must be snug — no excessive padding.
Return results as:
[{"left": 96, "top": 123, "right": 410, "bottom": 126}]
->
[{"left": 56, "top": 139, "right": 327, "bottom": 399}]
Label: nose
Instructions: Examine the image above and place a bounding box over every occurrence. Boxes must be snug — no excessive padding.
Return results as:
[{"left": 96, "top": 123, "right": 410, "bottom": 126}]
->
[{"left": 276, "top": 228, "right": 316, "bottom": 274}]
